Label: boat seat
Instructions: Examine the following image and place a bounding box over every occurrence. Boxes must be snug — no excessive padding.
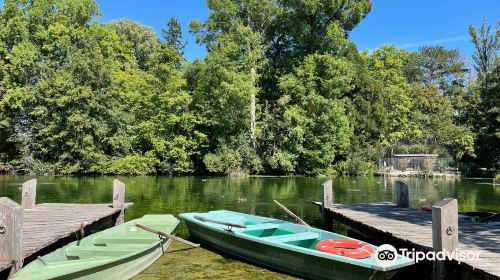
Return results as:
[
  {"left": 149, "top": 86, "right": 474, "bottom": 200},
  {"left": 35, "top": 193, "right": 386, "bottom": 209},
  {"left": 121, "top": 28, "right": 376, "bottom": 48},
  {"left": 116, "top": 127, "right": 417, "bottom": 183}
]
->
[
  {"left": 244, "top": 223, "right": 281, "bottom": 231},
  {"left": 260, "top": 232, "right": 319, "bottom": 243},
  {"left": 93, "top": 236, "right": 160, "bottom": 245},
  {"left": 66, "top": 246, "right": 136, "bottom": 258}
]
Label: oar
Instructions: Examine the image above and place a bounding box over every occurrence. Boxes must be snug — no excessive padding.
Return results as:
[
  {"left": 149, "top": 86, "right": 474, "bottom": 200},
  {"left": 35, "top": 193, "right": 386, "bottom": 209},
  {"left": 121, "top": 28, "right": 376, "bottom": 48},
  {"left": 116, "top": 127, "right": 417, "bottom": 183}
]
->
[
  {"left": 194, "top": 215, "right": 247, "bottom": 228},
  {"left": 135, "top": 224, "right": 200, "bottom": 248},
  {"left": 273, "top": 199, "right": 310, "bottom": 227}
]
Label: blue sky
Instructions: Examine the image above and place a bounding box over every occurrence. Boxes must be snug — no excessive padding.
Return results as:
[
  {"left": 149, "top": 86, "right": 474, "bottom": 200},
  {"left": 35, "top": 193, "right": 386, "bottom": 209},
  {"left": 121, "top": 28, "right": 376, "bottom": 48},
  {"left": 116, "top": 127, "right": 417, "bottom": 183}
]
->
[
  {"left": 97, "top": 0, "right": 209, "bottom": 61},
  {"left": 1, "top": 0, "right": 499, "bottom": 60},
  {"left": 95, "top": 0, "right": 498, "bottom": 61},
  {"left": 349, "top": 0, "right": 499, "bottom": 56}
]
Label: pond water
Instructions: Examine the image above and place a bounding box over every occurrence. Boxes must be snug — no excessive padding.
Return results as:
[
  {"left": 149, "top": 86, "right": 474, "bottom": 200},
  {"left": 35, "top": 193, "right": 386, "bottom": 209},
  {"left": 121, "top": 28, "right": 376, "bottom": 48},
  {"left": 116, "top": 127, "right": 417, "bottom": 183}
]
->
[{"left": 0, "top": 175, "right": 498, "bottom": 279}]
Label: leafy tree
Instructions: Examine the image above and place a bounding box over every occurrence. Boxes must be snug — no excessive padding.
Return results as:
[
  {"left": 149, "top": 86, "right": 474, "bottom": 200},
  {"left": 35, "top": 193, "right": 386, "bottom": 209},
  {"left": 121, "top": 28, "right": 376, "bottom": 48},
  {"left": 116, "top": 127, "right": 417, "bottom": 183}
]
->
[
  {"left": 0, "top": 0, "right": 494, "bottom": 177},
  {"left": 343, "top": 45, "right": 474, "bottom": 172},
  {"left": 266, "top": 0, "right": 371, "bottom": 70},
  {"left": 469, "top": 18, "right": 499, "bottom": 170},
  {"left": 264, "top": 54, "right": 352, "bottom": 175},
  {"left": 203, "top": 133, "right": 262, "bottom": 176},
  {"left": 162, "top": 17, "right": 186, "bottom": 56},
  {"left": 0, "top": 0, "right": 201, "bottom": 175},
  {"left": 469, "top": 18, "right": 499, "bottom": 92},
  {"left": 410, "top": 46, "right": 465, "bottom": 89},
  {"left": 110, "top": 17, "right": 202, "bottom": 174},
  {"left": 107, "top": 18, "right": 161, "bottom": 70},
  {"left": 189, "top": 0, "right": 274, "bottom": 173},
  {"left": 409, "top": 84, "right": 474, "bottom": 159},
  {"left": 363, "top": 46, "right": 418, "bottom": 143},
  {"left": 403, "top": 46, "right": 471, "bottom": 119},
  {"left": 259, "top": 0, "right": 371, "bottom": 102}
]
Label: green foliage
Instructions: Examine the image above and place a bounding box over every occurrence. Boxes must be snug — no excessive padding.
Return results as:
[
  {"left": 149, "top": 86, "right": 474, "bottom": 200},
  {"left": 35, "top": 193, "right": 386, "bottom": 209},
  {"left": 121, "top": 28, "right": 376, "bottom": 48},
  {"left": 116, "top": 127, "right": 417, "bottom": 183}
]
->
[
  {"left": 107, "top": 155, "right": 158, "bottom": 175},
  {"left": 335, "top": 154, "right": 377, "bottom": 176},
  {"left": 408, "top": 46, "right": 465, "bottom": 89},
  {"left": 10, "top": 149, "right": 55, "bottom": 175},
  {"left": 203, "top": 134, "right": 262, "bottom": 176},
  {"left": 107, "top": 18, "right": 160, "bottom": 70},
  {"left": 163, "top": 17, "right": 186, "bottom": 56},
  {"left": 266, "top": 0, "right": 371, "bottom": 70},
  {"left": 458, "top": 162, "right": 483, "bottom": 178},
  {"left": 267, "top": 54, "right": 353, "bottom": 175},
  {"left": 468, "top": 18, "right": 499, "bottom": 171},
  {"left": 0, "top": 0, "right": 201, "bottom": 175},
  {"left": 0, "top": 0, "right": 495, "bottom": 176}
]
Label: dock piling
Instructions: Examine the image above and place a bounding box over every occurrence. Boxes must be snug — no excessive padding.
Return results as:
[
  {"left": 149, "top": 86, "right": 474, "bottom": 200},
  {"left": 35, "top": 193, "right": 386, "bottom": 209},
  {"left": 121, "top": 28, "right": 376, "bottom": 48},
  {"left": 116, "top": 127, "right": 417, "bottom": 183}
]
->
[
  {"left": 321, "top": 180, "right": 334, "bottom": 230},
  {"left": 113, "top": 180, "right": 125, "bottom": 225},
  {"left": 0, "top": 197, "right": 23, "bottom": 276},
  {"left": 432, "top": 198, "right": 458, "bottom": 279},
  {"left": 395, "top": 181, "right": 409, "bottom": 208},
  {"left": 21, "top": 179, "right": 37, "bottom": 209}
]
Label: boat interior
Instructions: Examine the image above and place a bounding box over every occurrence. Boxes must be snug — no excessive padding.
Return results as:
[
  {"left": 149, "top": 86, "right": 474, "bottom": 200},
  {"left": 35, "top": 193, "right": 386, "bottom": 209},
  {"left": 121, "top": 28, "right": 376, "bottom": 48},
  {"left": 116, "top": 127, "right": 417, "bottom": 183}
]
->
[
  {"left": 37, "top": 215, "right": 179, "bottom": 265},
  {"left": 198, "top": 211, "right": 346, "bottom": 252}
]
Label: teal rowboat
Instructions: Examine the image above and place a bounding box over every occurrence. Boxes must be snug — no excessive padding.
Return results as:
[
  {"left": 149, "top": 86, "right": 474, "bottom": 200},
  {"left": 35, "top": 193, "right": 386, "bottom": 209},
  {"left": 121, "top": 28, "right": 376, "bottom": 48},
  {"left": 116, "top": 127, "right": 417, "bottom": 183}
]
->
[
  {"left": 13, "top": 215, "right": 179, "bottom": 280},
  {"left": 180, "top": 210, "right": 414, "bottom": 280}
]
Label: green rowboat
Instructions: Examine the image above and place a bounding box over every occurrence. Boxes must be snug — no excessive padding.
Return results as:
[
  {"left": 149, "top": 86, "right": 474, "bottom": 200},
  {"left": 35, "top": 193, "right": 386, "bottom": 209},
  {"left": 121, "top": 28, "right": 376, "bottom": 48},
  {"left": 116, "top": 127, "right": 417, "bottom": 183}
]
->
[
  {"left": 13, "top": 215, "right": 179, "bottom": 280},
  {"left": 180, "top": 210, "right": 414, "bottom": 280}
]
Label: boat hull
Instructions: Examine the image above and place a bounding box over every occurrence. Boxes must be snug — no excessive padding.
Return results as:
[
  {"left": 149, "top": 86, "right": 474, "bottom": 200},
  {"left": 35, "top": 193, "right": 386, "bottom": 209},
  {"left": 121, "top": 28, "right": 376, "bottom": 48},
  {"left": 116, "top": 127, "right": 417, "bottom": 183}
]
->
[
  {"left": 13, "top": 215, "right": 179, "bottom": 280},
  {"left": 55, "top": 238, "right": 172, "bottom": 280},
  {"left": 185, "top": 220, "right": 395, "bottom": 280}
]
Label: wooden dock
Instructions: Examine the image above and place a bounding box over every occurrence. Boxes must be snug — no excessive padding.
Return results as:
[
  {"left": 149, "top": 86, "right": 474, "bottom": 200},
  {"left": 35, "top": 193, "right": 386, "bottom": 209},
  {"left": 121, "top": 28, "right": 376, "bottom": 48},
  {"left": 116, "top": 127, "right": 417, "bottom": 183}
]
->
[
  {"left": 315, "top": 181, "right": 500, "bottom": 280},
  {"left": 0, "top": 179, "right": 132, "bottom": 278}
]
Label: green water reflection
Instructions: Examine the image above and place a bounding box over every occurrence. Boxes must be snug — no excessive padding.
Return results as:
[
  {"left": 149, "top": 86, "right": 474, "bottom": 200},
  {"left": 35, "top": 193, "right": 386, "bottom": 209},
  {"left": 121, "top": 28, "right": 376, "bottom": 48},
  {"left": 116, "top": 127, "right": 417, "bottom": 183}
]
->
[
  {"left": 1, "top": 175, "right": 499, "bottom": 279},
  {"left": 1, "top": 175, "right": 499, "bottom": 237}
]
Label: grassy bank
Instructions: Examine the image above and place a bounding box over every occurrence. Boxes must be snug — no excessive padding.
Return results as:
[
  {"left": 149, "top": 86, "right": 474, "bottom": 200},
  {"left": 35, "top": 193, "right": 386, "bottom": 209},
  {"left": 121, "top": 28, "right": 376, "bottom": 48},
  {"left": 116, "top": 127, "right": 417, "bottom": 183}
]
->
[{"left": 132, "top": 242, "right": 295, "bottom": 280}]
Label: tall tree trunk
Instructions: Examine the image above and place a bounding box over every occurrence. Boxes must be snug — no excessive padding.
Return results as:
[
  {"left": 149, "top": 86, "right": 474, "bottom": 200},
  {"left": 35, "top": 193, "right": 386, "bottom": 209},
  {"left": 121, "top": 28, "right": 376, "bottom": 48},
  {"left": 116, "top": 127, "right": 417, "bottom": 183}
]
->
[
  {"left": 241, "top": 2, "right": 261, "bottom": 150},
  {"left": 250, "top": 66, "right": 256, "bottom": 148},
  {"left": 245, "top": 7, "right": 257, "bottom": 149}
]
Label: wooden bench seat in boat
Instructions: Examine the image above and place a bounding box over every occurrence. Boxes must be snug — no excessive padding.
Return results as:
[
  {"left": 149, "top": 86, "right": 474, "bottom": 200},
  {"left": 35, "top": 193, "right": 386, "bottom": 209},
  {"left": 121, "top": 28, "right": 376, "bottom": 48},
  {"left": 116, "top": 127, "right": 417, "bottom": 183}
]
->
[
  {"left": 260, "top": 232, "right": 319, "bottom": 242},
  {"left": 93, "top": 236, "right": 160, "bottom": 245},
  {"left": 243, "top": 223, "right": 281, "bottom": 231},
  {"left": 66, "top": 246, "right": 136, "bottom": 258}
]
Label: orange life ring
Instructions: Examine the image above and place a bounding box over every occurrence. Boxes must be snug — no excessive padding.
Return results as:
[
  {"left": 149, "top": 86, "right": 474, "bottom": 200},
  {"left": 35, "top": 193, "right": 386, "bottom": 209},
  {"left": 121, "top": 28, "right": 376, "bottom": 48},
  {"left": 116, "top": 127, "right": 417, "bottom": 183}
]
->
[{"left": 316, "top": 239, "right": 375, "bottom": 259}]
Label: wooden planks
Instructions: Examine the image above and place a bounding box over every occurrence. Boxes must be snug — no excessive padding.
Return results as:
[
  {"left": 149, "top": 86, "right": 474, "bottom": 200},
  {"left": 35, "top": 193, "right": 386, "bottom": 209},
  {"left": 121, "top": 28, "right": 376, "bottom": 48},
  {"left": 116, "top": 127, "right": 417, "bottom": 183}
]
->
[
  {"left": 0, "top": 261, "right": 12, "bottom": 272},
  {"left": 1, "top": 179, "right": 133, "bottom": 277},
  {"left": 0, "top": 198, "right": 23, "bottom": 276},
  {"left": 21, "top": 202, "right": 132, "bottom": 259},
  {"left": 314, "top": 201, "right": 500, "bottom": 279}
]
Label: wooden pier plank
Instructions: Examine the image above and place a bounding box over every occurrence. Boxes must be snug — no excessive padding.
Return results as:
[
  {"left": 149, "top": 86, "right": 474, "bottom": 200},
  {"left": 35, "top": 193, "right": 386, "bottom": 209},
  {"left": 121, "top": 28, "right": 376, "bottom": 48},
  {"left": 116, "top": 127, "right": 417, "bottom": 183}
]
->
[
  {"left": 21, "top": 203, "right": 132, "bottom": 258},
  {"left": 0, "top": 262, "right": 11, "bottom": 273},
  {"left": 314, "top": 201, "right": 500, "bottom": 279}
]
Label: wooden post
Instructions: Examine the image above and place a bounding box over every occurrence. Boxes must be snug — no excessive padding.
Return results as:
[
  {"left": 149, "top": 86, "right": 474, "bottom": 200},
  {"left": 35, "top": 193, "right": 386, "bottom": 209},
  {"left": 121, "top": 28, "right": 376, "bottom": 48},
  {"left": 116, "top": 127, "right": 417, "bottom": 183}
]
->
[
  {"left": 113, "top": 180, "right": 125, "bottom": 225},
  {"left": 322, "top": 180, "right": 333, "bottom": 208},
  {"left": 432, "top": 198, "right": 458, "bottom": 280},
  {"left": 396, "top": 180, "right": 409, "bottom": 208},
  {"left": 21, "top": 179, "right": 37, "bottom": 209},
  {"left": 0, "top": 197, "right": 23, "bottom": 275},
  {"left": 322, "top": 180, "right": 334, "bottom": 230}
]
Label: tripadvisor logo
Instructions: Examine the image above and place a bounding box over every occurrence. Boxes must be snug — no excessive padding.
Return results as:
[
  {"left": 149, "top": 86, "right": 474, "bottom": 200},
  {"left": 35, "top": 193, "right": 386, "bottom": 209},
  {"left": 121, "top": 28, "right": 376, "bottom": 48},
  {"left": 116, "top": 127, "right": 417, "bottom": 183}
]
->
[
  {"left": 375, "top": 244, "right": 481, "bottom": 266},
  {"left": 375, "top": 244, "right": 398, "bottom": 267}
]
